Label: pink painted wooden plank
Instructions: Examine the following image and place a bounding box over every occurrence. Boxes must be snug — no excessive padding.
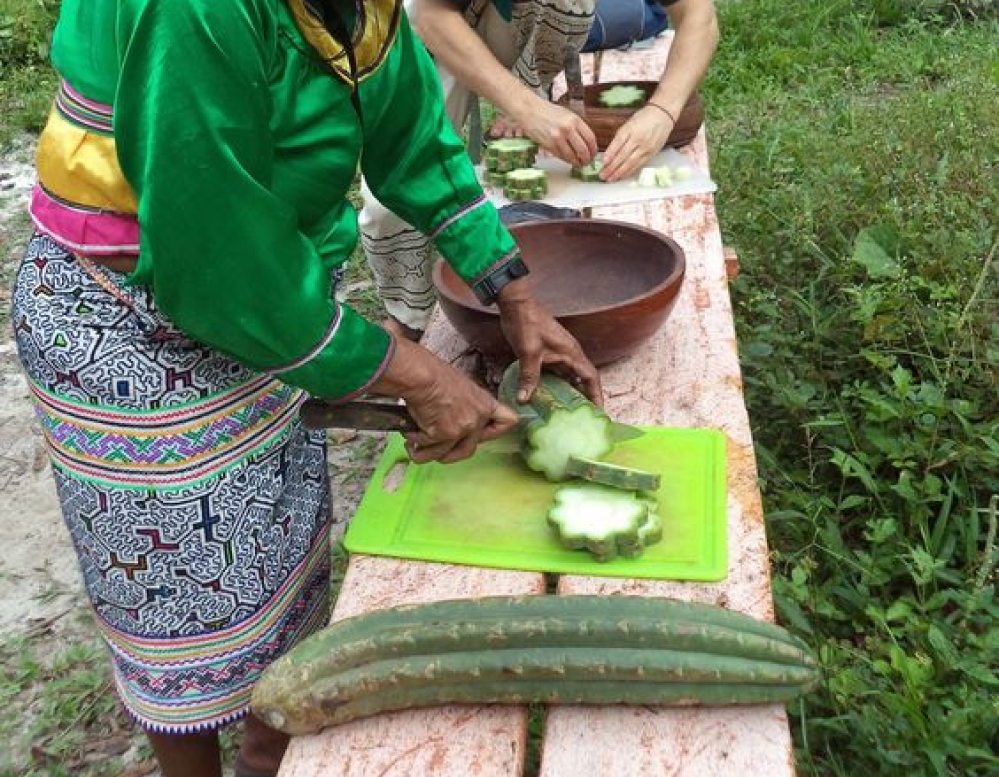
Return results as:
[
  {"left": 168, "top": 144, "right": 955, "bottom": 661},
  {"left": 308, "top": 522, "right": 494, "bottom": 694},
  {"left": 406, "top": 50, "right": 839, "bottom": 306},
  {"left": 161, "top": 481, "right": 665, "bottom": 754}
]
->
[
  {"left": 539, "top": 38, "right": 797, "bottom": 777},
  {"left": 279, "top": 557, "right": 543, "bottom": 777}
]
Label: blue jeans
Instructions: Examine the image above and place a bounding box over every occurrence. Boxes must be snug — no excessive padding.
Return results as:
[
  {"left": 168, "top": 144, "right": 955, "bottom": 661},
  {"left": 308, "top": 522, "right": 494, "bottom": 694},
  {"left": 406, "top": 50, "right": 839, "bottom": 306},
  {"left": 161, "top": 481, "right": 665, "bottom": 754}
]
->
[{"left": 583, "top": 0, "right": 670, "bottom": 52}]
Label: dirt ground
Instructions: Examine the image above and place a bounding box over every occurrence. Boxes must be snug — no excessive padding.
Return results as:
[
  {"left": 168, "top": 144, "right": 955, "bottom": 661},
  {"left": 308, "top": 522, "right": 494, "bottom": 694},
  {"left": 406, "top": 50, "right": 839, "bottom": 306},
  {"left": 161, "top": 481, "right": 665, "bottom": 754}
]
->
[
  {"left": 0, "top": 137, "right": 382, "bottom": 775},
  {"left": 0, "top": 139, "right": 77, "bottom": 639}
]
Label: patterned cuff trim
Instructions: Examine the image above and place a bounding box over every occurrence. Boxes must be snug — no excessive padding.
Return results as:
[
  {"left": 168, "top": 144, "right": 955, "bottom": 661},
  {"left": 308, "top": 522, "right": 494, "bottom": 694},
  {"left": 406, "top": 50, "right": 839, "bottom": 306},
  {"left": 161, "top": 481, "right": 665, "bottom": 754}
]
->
[{"left": 428, "top": 195, "right": 488, "bottom": 240}]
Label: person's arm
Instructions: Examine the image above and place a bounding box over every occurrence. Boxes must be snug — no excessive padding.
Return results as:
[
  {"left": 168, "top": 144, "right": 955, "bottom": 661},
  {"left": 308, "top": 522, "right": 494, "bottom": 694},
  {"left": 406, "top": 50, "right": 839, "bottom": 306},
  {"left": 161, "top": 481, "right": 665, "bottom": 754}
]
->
[
  {"left": 361, "top": 13, "right": 601, "bottom": 404},
  {"left": 600, "top": 0, "right": 719, "bottom": 181},
  {"left": 112, "top": 0, "right": 523, "bottom": 464},
  {"left": 411, "top": 0, "right": 596, "bottom": 165}
]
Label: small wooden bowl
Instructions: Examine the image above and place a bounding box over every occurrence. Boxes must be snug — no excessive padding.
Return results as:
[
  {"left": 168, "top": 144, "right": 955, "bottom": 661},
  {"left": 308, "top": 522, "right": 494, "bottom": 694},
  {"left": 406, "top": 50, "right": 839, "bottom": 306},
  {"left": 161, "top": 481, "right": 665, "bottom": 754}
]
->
[
  {"left": 557, "top": 81, "right": 704, "bottom": 150},
  {"left": 433, "top": 218, "right": 686, "bottom": 367}
]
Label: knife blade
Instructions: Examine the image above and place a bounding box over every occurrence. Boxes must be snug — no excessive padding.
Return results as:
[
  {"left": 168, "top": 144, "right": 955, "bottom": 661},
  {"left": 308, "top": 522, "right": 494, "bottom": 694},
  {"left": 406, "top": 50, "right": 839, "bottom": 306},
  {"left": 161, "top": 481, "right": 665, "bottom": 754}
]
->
[
  {"left": 300, "top": 398, "right": 645, "bottom": 444},
  {"left": 608, "top": 422, "right": 646, "bottom": 443},
  {"left": 299, "top": 398, "right": 419, "bottom": 433},
  {"left": 563, "top": 51, "right": 586, "bottom": 118}
]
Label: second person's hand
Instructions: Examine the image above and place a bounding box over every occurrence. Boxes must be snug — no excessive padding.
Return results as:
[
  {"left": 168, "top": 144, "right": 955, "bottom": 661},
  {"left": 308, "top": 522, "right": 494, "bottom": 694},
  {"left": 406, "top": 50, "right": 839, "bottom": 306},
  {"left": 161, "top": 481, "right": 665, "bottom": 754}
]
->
[
  {"left": 513, "top": 97, "right": 598, "bottom": 168},
  {"left": 599, "top": 103, "right": 676, "bottom": 182}
]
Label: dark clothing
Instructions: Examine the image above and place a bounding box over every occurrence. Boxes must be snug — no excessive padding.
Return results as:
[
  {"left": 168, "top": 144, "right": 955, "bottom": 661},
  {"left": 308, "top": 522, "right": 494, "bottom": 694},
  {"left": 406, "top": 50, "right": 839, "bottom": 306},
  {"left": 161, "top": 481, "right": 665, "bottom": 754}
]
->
[{"left": 583, "top": 0, "right": 674, "bottom": 53}]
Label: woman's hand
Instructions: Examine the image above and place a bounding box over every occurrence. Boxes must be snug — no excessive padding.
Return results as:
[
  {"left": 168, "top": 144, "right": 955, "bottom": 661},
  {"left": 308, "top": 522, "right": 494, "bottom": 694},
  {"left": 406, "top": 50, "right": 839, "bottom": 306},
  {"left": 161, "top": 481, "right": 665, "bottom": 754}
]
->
[
  {"left": 370, "top": 336, "right": 519, "bottom": 464},
  {"left": 599, "top": 104, "right": 676, "bottom": 182},
  {"left": 496, "top": 278, "right": 603, "bottom": 405}
]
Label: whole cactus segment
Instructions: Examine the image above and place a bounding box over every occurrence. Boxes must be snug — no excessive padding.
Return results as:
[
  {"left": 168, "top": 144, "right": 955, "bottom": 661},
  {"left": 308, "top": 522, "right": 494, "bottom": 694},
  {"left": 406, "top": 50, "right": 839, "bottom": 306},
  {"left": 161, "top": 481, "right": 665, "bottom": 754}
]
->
[{"left": 251, "top": 595, "right": 819, "bottom": 735}]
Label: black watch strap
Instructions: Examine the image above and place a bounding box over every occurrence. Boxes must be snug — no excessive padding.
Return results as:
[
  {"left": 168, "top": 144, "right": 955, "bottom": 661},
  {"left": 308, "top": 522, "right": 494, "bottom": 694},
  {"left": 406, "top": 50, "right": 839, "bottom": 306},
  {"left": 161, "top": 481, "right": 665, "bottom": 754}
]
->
[{"left": 471, "top": 256, "right": 530, "bottom": 306}]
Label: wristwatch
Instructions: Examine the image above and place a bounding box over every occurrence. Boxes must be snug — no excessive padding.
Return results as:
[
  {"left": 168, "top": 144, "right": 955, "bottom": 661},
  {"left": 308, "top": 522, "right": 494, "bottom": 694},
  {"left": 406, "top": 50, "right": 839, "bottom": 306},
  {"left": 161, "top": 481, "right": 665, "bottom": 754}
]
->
[{"left": 472, "top": 256, "right": 530, "bottom": 306}]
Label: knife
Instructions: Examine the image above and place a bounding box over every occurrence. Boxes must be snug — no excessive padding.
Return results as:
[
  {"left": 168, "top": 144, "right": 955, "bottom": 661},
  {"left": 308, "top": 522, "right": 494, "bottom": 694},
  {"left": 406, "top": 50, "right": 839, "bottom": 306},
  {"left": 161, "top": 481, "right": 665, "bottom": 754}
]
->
[
  {"left": 299, "top": 398, "right": 645, "bottom": 444},
  {"left": 563, "top": 51, "right": 586, "bottom": 119},
  {"left": 300, "top": 398, "right": 418, "bottom": 433}
]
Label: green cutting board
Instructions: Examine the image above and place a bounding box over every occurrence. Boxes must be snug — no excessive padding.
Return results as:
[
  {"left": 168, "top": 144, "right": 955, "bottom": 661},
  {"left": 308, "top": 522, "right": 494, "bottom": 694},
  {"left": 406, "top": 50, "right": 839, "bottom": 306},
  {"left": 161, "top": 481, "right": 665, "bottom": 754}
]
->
[{"left": 343, "top": 426, "right": 727, "bottom": 581}]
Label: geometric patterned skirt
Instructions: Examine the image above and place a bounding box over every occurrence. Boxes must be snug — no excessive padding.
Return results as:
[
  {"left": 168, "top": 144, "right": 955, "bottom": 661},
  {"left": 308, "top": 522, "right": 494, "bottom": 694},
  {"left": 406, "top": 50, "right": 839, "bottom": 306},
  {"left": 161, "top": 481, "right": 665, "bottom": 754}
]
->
[{"left": 10, "top": 234, "right": 332, "bottom": 733}]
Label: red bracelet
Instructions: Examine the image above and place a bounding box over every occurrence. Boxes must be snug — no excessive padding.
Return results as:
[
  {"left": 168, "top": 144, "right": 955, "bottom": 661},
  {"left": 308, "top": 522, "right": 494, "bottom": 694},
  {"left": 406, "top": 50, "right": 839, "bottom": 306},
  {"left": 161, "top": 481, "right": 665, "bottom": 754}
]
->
[{"left": 646, "top": 100, "right": 678, "bottom": 124}]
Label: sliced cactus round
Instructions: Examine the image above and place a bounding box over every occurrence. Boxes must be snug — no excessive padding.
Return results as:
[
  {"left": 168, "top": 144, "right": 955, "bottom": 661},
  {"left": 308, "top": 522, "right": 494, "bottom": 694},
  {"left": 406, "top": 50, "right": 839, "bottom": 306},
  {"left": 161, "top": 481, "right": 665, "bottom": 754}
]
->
[{"left": 548, "top": 483, "right": 648, "bottom": 561}]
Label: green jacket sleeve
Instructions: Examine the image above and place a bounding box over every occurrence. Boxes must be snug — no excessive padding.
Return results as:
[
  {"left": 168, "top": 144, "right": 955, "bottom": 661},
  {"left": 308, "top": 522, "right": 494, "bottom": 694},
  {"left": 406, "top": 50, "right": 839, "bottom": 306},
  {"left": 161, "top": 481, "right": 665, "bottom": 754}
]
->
[
  {"left": 359, "top": 13, "right": 521, "bottom": 292},
  {"left": 114, "top": 0, "right": 392, "bottom": 401}
]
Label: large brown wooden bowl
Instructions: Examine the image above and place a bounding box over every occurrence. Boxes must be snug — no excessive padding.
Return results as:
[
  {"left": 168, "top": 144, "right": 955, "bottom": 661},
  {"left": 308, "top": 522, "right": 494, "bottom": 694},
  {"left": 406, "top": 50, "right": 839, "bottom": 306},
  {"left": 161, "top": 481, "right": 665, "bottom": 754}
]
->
[
  {"left": 433, "top": 219, "right": 686, "bottom": 367},
  {"left": 556, "top": 81, "right": 704, "bottom": 150}
]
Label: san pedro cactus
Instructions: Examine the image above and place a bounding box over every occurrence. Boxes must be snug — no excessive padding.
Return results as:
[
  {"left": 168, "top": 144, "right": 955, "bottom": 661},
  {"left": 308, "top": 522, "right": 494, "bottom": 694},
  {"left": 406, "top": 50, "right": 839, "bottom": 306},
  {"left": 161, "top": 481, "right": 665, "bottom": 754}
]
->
[
  {"left": 565, "top": 456, "right": 662, "bottom": 491},
  {"left": 548, "top": 483, "right": 648, "bottom": 561},
  {"left": 250, "top": 595, "right": 819, "bottom": 735}
]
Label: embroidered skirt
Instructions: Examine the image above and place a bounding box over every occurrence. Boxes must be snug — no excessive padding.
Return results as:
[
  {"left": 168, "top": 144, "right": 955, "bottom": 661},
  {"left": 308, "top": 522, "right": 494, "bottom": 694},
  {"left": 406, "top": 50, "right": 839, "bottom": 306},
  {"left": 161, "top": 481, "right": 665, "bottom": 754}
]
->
[{"left": 10, "top": 235, "right": 332, "bottom": 733}]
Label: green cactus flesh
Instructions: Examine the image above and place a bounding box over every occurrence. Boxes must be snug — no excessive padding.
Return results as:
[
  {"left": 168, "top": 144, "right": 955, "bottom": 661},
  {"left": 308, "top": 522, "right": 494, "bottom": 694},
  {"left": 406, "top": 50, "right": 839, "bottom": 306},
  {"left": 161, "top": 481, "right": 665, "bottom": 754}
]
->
[
  {"left": 503, "top": 169, "right": 548, "bottom": 201},
  {"left": 619, "top": 511, "right": 664, "bottom": 558},
  {"left": 598, "top": 84, "right": 647, "bottom": 109},
  {"left": 498, "top": 364, "right": 614, "bottom": 481},
  {"left": 485, "top": 138, "right": 539, "bottom": 155},
  {"left": 484, "top": 138, "right": 538, "bottom": 173},
  {"left": 571, "top": 160, "right": 604, "bottom": 181}
]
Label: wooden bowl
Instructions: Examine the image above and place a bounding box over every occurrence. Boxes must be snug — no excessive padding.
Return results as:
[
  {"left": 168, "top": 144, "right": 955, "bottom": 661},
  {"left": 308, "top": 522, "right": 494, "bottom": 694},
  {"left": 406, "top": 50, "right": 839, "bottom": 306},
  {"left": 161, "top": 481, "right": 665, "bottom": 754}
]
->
[
  {"left": 557, "top": 81, "right": 704, "bottom": 150},
  {"left": 433, "top": 219, "right": 685, "bottom": 366}
]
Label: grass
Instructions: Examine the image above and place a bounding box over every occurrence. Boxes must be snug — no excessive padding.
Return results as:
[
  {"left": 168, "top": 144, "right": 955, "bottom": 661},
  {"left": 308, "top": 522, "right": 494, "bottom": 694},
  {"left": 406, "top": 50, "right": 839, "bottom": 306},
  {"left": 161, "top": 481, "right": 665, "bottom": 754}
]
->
[
  {"left": 0, "top": 628, "right": 152, "bottom": 777},
  {"left": 704, "top": 1, "right": 998, "bottom": 774},
  {"left": 1, "top": 1, "right": 996, "bottom": 775},
  {"left": 0, "top": 0, "right": 59, "bottom": 148}
]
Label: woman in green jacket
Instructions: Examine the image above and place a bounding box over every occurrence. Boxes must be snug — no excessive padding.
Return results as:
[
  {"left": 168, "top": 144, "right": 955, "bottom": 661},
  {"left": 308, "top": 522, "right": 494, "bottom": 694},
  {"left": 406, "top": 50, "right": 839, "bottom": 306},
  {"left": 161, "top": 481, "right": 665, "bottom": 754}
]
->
[{"left": 11, "top": 1, "right": 599, "bottom": 774}]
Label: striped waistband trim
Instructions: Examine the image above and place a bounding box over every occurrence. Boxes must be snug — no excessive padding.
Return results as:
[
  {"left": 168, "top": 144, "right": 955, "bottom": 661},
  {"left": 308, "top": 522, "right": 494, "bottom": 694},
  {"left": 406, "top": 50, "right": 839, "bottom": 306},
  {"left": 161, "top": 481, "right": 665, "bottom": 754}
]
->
[
  {"left": 32, "top": 375, "right": 308, "bottom": 490},
  {"left": 56, "top": 79, "right": 113, "bottom": 135}
]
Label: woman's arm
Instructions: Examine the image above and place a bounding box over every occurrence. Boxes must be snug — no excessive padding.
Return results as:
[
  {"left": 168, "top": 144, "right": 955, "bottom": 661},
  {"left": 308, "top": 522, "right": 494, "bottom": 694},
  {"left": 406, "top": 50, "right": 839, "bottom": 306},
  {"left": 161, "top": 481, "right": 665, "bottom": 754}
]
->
[
  {"left": 361, "top": 13, "right": 600, "bottom": 402},
  {"left": 411, "top": 0, "right": 596, "bottom": 165},
  {"left": 648, "top": 0, "right": 720, "bottom": 121},
  {"left": 600, "top": 0, "right": 719, "bottom": 181}
]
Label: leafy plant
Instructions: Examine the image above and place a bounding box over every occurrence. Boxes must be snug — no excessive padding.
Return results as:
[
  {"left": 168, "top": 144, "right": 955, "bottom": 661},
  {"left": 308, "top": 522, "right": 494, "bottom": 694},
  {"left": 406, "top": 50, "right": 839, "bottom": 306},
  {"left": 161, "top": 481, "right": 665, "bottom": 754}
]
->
[
  {"left": 0, "top": 0, "right": 60, "bottom": 146},
  {"left": 707, "top": 1, "right": 998, "bottom": 773},
  {"left": 0, "top": 0, "right": 59, "bottom": 68}
]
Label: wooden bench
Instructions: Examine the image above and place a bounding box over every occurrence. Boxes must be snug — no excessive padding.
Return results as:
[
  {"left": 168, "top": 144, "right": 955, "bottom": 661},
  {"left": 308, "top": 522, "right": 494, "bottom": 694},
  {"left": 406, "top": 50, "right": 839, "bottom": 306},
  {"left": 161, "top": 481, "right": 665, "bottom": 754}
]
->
[{"left": 279, "top": 35, "right": 794, "bottom": 777}]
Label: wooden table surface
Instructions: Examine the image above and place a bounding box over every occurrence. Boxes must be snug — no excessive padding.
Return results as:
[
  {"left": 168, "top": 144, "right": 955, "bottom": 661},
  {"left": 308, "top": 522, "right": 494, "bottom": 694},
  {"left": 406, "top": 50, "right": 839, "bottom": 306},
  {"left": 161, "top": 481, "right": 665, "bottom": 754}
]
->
[{"left": 278, "top": 35, "right": 795, "bottom": 777}]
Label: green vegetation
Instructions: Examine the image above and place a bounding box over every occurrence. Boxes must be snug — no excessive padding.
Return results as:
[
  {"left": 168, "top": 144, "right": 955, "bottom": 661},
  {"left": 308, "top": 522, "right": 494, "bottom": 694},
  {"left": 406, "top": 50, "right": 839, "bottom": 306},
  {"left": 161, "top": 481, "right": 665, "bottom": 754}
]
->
[
  {"left": 705, "top": 1, "right": 997, "bottom": 774},
  {"left": 0, "top": 0, "right": 59, "bottom": 147}
]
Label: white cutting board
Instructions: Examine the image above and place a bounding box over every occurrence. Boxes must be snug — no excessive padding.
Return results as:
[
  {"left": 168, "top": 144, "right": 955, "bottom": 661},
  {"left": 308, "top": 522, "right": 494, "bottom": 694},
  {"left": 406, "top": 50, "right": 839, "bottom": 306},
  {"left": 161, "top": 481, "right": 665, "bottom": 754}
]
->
[{"left": 477, "top": 148, "right": 717, "bottom": 210}]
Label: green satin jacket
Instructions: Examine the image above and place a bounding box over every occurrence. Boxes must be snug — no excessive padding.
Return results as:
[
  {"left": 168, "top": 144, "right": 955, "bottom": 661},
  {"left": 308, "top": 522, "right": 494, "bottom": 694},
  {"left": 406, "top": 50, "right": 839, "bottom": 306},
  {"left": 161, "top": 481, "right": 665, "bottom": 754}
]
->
[{"left": 39, "top": 0, "right": 517, "bottom": 400}]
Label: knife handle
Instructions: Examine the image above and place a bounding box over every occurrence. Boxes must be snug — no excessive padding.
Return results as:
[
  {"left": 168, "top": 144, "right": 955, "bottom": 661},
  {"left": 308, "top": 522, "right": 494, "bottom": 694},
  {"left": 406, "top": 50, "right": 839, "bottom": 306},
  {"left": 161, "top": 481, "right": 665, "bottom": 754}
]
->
[{"left": 563, "top": 51, "right": 586, "bottom": 112}]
